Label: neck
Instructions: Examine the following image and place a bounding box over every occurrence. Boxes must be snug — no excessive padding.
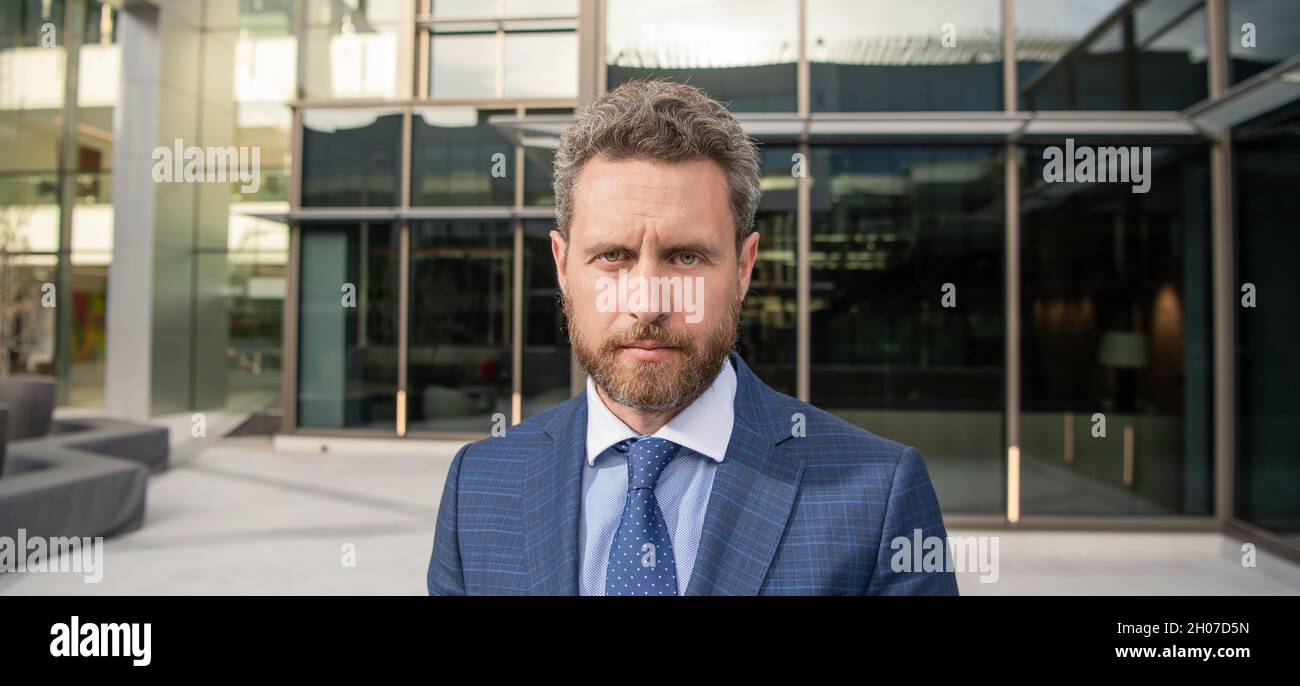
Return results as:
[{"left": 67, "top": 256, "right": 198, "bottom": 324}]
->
[{"left": 594, "top": 383, "right": 688, "bottom": 436}]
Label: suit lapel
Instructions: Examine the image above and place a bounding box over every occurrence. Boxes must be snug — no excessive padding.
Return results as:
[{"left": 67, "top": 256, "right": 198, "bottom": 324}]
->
[
  {"left": 685, "top": 354, "right": 803, "bottom": 596},
  {"left": 524, "top": 395, "right": 586, "bottom": 595}
]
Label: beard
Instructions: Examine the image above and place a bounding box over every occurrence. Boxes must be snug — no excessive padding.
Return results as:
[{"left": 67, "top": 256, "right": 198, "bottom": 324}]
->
[{"left": 562, "top": 288, "right": 742, "bottom": 414}]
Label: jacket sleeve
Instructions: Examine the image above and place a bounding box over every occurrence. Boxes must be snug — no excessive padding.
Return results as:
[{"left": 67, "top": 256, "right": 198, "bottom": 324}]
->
[
  {"left": 427, "top": 444, "right": 470, "bottom": 595},
  {"left": 864, "top": 446, "right": 961, "bottom": 596}
]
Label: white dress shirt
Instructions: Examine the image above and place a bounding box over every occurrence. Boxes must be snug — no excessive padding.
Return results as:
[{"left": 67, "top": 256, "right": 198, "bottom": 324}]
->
[{"left": 578, "top": 358, "right": 737, "bottom": 595}]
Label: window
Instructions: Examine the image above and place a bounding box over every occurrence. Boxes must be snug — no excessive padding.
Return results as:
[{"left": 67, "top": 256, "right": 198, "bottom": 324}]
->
[
  {"left": 809, "top": 146, "right": 1007, "bottom": 514},
  {"left": 301, "top": 109, "right": 403, "bottom": 207},
  {"left": 1228, "top": 0, "right": 1300, "bottom": 84},
  {"left": 1019, "top": 143, "right": 1212, "bottom": 515},
  {"left": 605, "top": 0, "right": 797, "bottom": 112},
  {"left": 738, "top": 145, "right": 799, "bottom": 396},
  {"left": 412, "top": 107, "right": 515, "bottom": 206},
  {"left": 1018, "top": 0, "right": 1208, "bottom": 111},
  {"left": 1234, "top": 103, "right": 1300, "bottom": 538},
  {"left": 424, "top": 7, "right": 578, "bottom": 99},
  {"left": 522, "top": 218, "right": 571, "bottom": 416},
  {"left": 808, "top": 0, "right": 1003, "bottom": 112},
  {"left": 297, "top": 223, "right": 400, "bottom": 430},
  {"left": 301, "top": 0, "right": 401, "bottom": 100},
  {"left": 407, "top": 220, "right": 513, "bottom": 432}
]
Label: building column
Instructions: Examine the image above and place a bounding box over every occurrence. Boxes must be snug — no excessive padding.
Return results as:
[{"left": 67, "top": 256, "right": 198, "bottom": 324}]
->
[
  {"left": 106, "top": 0, "right": 229, "bottom": 419},
  {"left": 105, "top": 3, "right": 161, "bottom": 419}
]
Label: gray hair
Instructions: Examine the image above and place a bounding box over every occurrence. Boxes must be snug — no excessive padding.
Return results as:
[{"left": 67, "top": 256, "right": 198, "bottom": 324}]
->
[{"left": 552, "top": 79, "right": 761, "bottom": 250}]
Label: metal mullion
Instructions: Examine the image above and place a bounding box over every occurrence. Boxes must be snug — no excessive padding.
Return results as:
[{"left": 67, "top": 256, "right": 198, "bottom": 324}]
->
[
  {"left": 397, "top": 104, "right": 413, "bottom": 438},
  {"left": 397, "top": 0, "right": 417, "bottom": 100},
  {"left": 284, "top": 0, "right": 305, "bottom": 431},
  {"left": 290, "top": 107, "right": 304, "bottom": 209},
  {"left": 795, "top": 0, "right": 810, "bottom": 402},
  {"left": 401, "top": 108, "right": 413, "bottom": 209},
  {"left": 418, "top": 15, "right": 580, "bottom": 26},
  {"left": 1205, "top": 0, "right": 1235, "bottom": 527},
  {"left": 417, "top": 14, "right": 429, "bottom": 98},
  {"left": 282, "top": 224, "right": 301, "bottom": 432},
  {"left": 512, "top": 217, "right": 524, "bottom": 425},
  {"left": 495, "top": 24, "right": 506, "bottom": 98},
  {"left": 292, "top": 97, "right": 579, "bottom": 109},
  {"left": 52, "top": 0, "right": 84, "bottom": 406},
  {"left": 1003, "top": 0, "right": 1021, "bottom": 526},
  {"left": 512, "top": 104, "right": 525, "bottom": 424},
  {"left": 293, "top": 0, "right": 307, "bottom": 101},
  {"left": 398, "top": 220, "right": 410, "bottom": 437}
]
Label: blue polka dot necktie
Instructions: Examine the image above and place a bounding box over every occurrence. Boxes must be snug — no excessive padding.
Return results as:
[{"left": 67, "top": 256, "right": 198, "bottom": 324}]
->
[{"left": 605, "top": 436, "right": 683, "bottom": 596}]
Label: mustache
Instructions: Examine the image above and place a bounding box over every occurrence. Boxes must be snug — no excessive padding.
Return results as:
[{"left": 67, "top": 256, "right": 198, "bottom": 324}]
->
[{"left": 597, "top": 321, "right": 695, "bottom": 355}]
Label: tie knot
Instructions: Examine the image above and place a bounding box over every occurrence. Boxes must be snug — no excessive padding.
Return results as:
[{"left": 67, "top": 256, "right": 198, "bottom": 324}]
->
[{"left": 624, "top": 436, "right": 682, "bottom": 490}]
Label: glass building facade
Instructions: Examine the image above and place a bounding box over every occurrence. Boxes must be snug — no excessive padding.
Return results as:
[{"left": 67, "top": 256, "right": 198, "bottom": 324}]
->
[{"left": 3, "top": 0, "right": 1299, "bottom": 559}]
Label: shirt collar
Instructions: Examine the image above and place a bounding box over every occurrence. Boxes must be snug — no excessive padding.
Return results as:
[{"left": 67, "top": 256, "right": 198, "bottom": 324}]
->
[{"left": 584, "top": 358, "right": 736, "bottom": 466}]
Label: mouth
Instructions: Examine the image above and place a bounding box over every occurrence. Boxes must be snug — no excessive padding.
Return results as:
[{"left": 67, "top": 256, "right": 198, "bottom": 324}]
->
[{"left": 618, "top": 341, "right": 679, "bottom": 362}]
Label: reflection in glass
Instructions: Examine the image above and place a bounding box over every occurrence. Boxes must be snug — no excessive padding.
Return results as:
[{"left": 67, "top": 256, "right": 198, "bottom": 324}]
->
[
  {"left": 1020, "top": 144, "right": 1212, "bottom": 515},
  {"left": 605, "top": 0, "right": 797, "bottom": 112},
  {"left": 432, "top": 0, "right": 578, "bottom": 18},
  {"left": 205, "top": 0, "right": 294, "bottom": 31},
  {"left": 505, "top": 0, "right": 578, "bottom": 15},
  {"left": 297, "top": 223, "right": 399, "bottom": 430},
  {"left": 1234, "top": 104, "right": 1300, "bottom": 543},
  {"left": 65, "top": 258, "right": 108, "bottom": 408},
  {"left": 301, "top": 109, "right": 403, "bottom": 207},
  {"left": 407, "top": 221, "right": 512, "bottom": 432},
  {"left": 521, "top": 108, "right": 570, "bottom": 206},
  {"left": 430, "top": 0, "right": 493, "bottom": 19},
  {"left": 523, "top": 144, "right": 557, "bottom": 206},
  {"left": 430, "top": 30, "right": 498, "bottom": 99},
  {"left": 738, "top": 145, "right": 797, "bottom": 395},
  {"left": 302, "top": 0, "right": 399, "bottom": 99},
  {"left": 0, "top": 256, "right": 56, "bottom": 378},
  {"left": 0, "top": 51, "right": 66, "bottom": 172},
  {"left": 1228, "top": 0, "right": 1300, "bottom": 84},
  {"left": 1018, "top": 0, "right": 1207, "bottom": 111},
  {"left": 523, "top": 219, "right": 571, "bottom": 417},
  {"left": 0, "top": 1, "right": 66, "bottom": 46},
  {"left": 429, "top": 24, "right": 577, "bottom": 99},
  {"left": 0, "top": 174, "right": 60, "bottom": 251},
  {"left": 504, "top": 31, "right": 578, "bottom": 98},
  {"left": 808, "top": 0, "right": 1002, "bottom": 112},
  {"left": 198, "top": 254, "right": 286, "bottom": 414},
  {"left": 809, "top": 146, "right": 1006, "bottom": 513},
  {"left": 412, "top": 108, "right": 514, "bottom": 206}
]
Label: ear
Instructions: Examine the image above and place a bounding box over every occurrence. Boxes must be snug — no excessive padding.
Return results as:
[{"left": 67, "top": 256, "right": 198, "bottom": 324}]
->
[
  {"left": 737, "top": 231, "right": 760, "bottom": 295},
  {"left": 550, "top": 229, "right": 569, "bottom": 293}
]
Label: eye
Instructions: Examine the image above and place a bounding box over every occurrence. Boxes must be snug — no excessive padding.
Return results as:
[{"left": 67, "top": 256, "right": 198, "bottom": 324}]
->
[
  {"left": 674, "top": 253, "right": 700, "bottom": 267},
  {"left": 597, "top": 250, "right": 623, "bottom": 263}
]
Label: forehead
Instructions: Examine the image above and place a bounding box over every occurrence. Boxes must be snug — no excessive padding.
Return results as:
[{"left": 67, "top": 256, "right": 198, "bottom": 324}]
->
[{"left": 569, "top": 157, "right": 733, "bottom": 245}]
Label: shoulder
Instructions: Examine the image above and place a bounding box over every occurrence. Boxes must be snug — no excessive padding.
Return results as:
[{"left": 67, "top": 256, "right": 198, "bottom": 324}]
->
[
  {"left": 747, "top": 380, "right": 918, "bottom": 471},
  {"left": 452, "top": 394, "right": 581, "bottom": 467}
]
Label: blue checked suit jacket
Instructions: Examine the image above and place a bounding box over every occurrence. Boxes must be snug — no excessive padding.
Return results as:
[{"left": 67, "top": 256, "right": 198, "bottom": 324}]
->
[{"left": 427, "top": 352, "right": 960, "bottom": 595}]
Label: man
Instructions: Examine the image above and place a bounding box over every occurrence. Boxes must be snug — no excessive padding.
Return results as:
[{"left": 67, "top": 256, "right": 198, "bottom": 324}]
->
[{"left": 427, "top": 80, "right": 958, "bottom": 595}]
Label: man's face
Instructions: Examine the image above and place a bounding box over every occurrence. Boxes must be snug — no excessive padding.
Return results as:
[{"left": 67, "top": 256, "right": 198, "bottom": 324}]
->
[{"left": 552, "top": 156, "right": 760, "bottom": 413}]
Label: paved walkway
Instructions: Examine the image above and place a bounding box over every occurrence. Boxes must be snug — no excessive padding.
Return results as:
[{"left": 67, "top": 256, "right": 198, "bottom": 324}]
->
[{"left": 3, "top": 437, "right": 1297, "bottom": 595}]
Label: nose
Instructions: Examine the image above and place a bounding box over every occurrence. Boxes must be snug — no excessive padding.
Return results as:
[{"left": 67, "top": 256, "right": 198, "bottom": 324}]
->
[{"left": 624, "top": 257, "right": 669, "bottom": 325}]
